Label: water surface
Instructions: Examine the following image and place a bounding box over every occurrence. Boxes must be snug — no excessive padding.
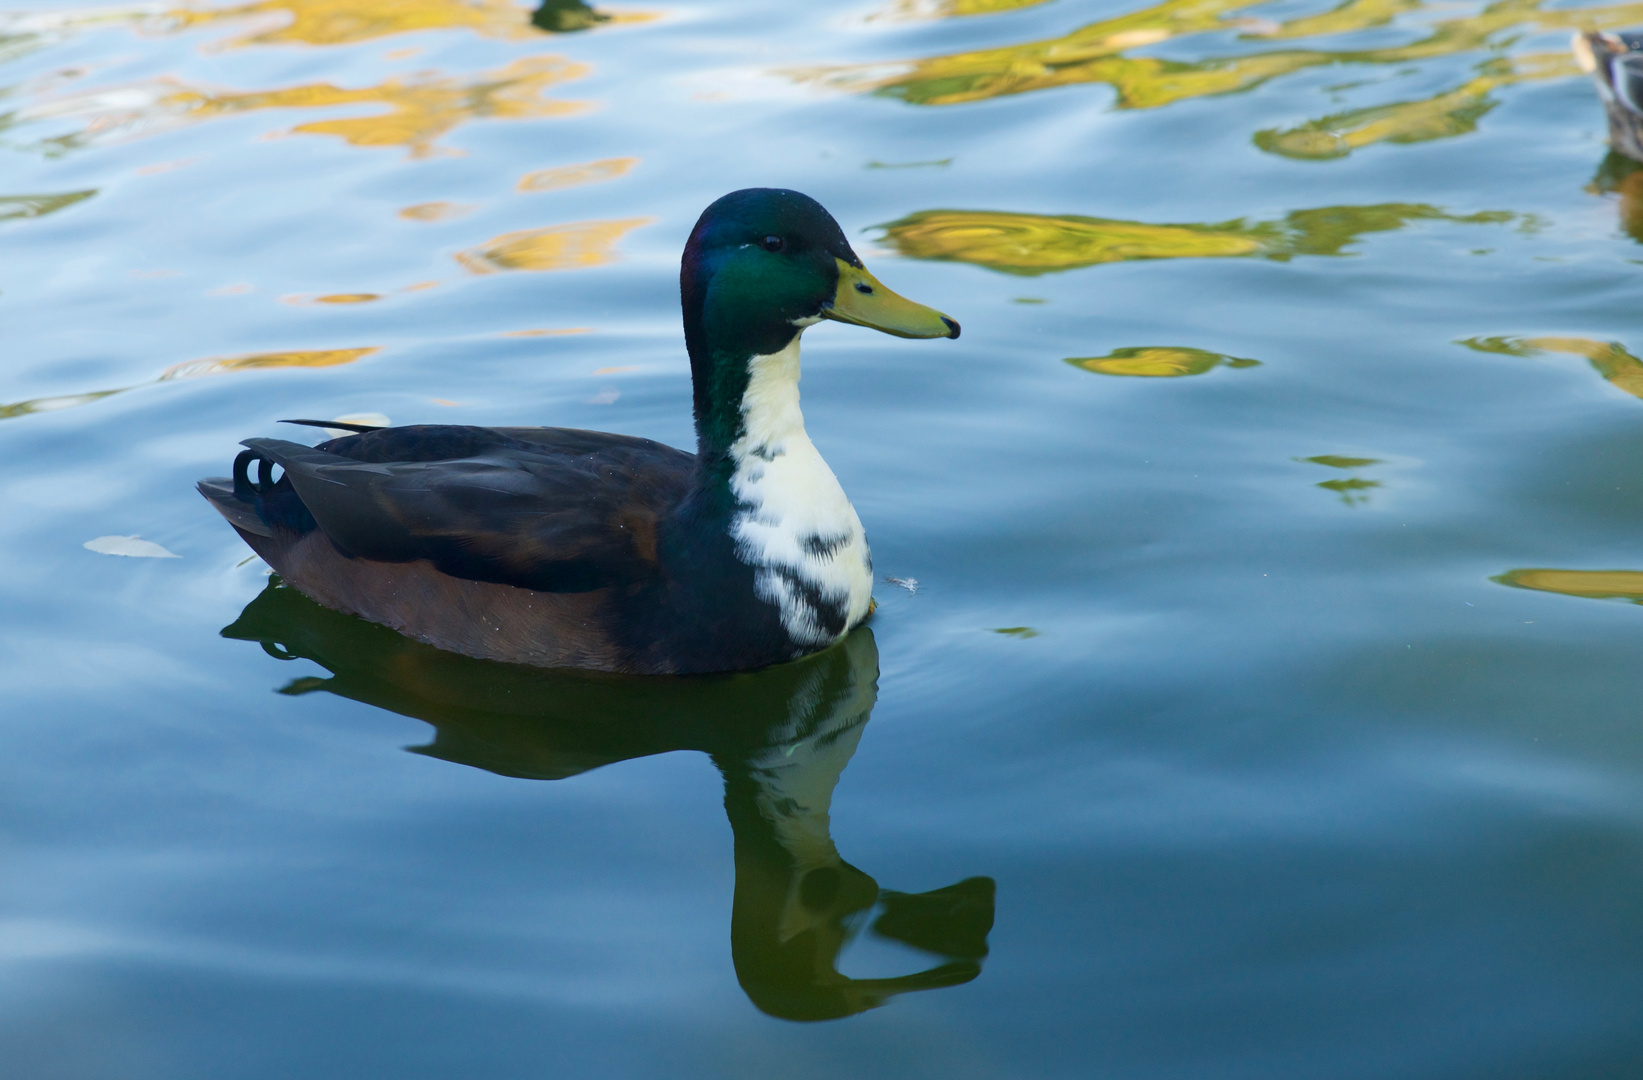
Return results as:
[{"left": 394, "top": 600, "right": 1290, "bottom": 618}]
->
[{"left": 5, "top": 0, "right": 1643, "bottom": 1075}]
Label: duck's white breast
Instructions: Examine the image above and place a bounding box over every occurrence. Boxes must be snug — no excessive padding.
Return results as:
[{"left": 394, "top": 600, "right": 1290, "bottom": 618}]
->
[{"left": 728, "top": 336, "right": 874, "bottom": 649}]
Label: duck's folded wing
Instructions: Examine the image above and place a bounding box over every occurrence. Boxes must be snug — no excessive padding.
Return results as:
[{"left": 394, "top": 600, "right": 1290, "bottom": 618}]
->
[{"left": 242, "top": 437, "right": 691, "bottom": 593}]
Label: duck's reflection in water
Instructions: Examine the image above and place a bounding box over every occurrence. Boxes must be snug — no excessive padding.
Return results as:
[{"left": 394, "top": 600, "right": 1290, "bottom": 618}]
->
[
  {"left": 223, "top": 579, "right": 994, "bottom": 1021},
  {"left": 1590, "top": 152, "right": 1643, "bottom": 243}
]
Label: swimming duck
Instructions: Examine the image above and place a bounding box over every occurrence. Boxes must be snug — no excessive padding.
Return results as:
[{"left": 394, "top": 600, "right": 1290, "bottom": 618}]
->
[
  {"left": 1575, "top": 31, "right": 1643, "bottom": 161},
  {"left": 199, "top": 188, "right": 960, "bottom": 674}
]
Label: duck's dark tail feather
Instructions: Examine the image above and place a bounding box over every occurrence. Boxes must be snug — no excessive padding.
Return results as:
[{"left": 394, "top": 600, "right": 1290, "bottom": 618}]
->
[
  {"left": 198, "top": 439, "right": 320, "bottom": 542},
  {"left": 279, "top": 418, "right": 387, "bottom": 434},
  {"left": 197, "top": 476, "right": 274, "bottom": 537}
]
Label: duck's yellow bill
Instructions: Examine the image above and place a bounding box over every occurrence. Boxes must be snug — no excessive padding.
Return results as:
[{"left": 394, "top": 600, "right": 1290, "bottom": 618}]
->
[{"left": 823, "top": 258, "right": 960, "bottom": 339}]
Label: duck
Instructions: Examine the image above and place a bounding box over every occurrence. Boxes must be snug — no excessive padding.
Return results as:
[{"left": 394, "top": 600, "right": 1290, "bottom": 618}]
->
[
  {"left": 223, "top": 578, "right": 996, "bottom": 1021},
  {"left": 1574, "top": 30, "right": 1643, "bottom": 161},
  {"left": 199, "top": 188, "right": 960, "bottom": 675}
]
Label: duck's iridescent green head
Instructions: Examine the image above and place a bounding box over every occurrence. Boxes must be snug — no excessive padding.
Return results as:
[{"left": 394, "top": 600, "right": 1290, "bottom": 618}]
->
[{"left": 680, "top": 188, "right": 959, "bottom": 452}]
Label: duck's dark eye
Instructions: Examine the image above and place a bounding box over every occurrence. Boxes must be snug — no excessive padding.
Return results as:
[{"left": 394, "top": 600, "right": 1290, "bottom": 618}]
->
[{"left": 762, "top": 235, "right": 785, "bottom": 252}]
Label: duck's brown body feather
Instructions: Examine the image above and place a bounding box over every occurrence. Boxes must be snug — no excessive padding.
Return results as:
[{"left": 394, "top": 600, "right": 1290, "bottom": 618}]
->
[
  {"left": 234, "top": 527, "right": 626, "bottom": 668},
  {"left": 199, "top": 424, "right": 724, "bottom": 673}
]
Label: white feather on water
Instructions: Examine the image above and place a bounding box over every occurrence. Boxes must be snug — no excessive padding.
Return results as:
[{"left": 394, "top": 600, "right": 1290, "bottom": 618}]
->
[{"left": 83, "top": 535, "right": 180, "bottom": 558}]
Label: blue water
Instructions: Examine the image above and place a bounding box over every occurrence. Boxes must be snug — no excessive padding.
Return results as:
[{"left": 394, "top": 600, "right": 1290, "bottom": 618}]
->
[{"left": 6, "top": 0, "right": 1643, "bottom": 1074}]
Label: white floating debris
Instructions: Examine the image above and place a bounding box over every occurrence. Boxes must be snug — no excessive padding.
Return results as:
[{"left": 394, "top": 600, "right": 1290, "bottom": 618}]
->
[
  {"left": 325, "top": 412, "right": 390, "bottom": 437},
  {"left": 84, "top": 535, "right": 180, "bottom": 558},
  {"left": 884, "top": 576, "right": 918, "bottom": 594},
  {"left": 587, "top": 389, "right": 620, "bottom": 405}
]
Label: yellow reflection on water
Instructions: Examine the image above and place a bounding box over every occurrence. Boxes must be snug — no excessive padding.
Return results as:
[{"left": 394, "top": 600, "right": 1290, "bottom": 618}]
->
[
  {"left": 17, "top": 56, "right": 586, "bottom": 157},
  {"left": 881, "top": 204, "right": 1515, "bottom": 274},
  {"left": 1066, "top": 346, "right": 1259, "bottom": 377},
  {"left": 1298, "top": 454, "right": 1383, "bottom": 506},
  {"left": 1316, "top": 477, "right": 1380, "bottom": 504},
  {"left": 156, "top": 0, "right": 650, "bottom": 45},
  {"left": 1459, "top": 336, "right": 1643, "bottom": 401},
  {"left": 1495, "top": 568, "right": 1643, "bottom": 602},
  {"left": 799, "top": 0, "right": 1643, "bottom": 156},
  {"left": 866, "top": 0, "right": 1054, "bottom": 21},
  {"left": 0, "top": 348, "right": 379, "bottom": 421},
  {"left": 1302, "top": 454, "right": 1381, "bottom": 469},
  {"left": 163, "top": 0, "right": 539, "bottom": 46},
  {"left": 884, "top": 210, "right": 1261, "bottom": 273},
  {"left": 518, "top": 156, "right": 637, "bottom": 192},
  {"left": 160, "top": 347, "right": 380, "bottom": 379},
  {"left": 0, "top": 389, "right": 122, "bottom": 421},
  {"left": 399, "top": 200, "right": 475, "bottom": 221},
  {"left": 2, "top": 0, "right": 650, "bottom": 56},
  {"left": 456, "top": 217, "right": 650, "bottom": 273},
  {"left": 0, "top": 189, "right": 96, "bottom": 220},
  {"left": 1256, "top": 53, "right": 1577, "bottom": 159}
]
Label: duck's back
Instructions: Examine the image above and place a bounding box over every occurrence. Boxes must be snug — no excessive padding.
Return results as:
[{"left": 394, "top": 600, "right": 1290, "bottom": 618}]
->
[{"left": 199, "top": 424, "right": 701, "bottom": 672}]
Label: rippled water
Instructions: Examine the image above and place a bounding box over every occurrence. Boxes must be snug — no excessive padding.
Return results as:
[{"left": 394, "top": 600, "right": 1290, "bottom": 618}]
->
[{"left": 6, "top": 0, "right": 1643, "bottom": 1074}]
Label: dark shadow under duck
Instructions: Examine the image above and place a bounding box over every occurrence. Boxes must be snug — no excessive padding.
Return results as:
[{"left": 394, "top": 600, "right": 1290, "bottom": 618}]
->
[
  {"left": 1575, "top": 31, "right": 1643, "bottom": 162},
  {"left": 199, "top": 189, "right": 959, "bottom": 674},
  {"left": 224, "top": 578, "right": 995, "bottom": 1022}
]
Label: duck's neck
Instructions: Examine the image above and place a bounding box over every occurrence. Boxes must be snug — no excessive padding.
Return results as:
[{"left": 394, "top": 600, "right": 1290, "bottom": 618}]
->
[
  {"left": 725, "top": 334, "right": 810, "bottom": 466},
  {"left": 689, "top": 332, "right": 875, "bottom": 650}
]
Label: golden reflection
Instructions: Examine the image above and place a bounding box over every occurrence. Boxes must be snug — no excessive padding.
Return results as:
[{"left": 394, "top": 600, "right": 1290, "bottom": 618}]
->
[
  {"left": 1254, "top": 0, "right": 1421, "bottom": 40},
  {"left": 16, "top": 56, "right": 586, "bottom": 158},
  {"left": 156, "top": 0, "right": 649, "bottom": 45},
  {"left": 797, "top": 0, "right": 1643, "bottom": 156},
  {"left": 399, "top": 200, "right": 474, "bottom": 221},
  {"left": 1459, "top": 335, "right": 1643, "bottom": 400},
  {"left": 866, "top": 0, "right": 1054, "bottom": 21},
  {"left": 881, "top": 203, "right": 1515, "bottom": 274},
  {"left": 0, "top": 189, "right": 96, "bottom": 220},
  {"left": 0, "top": 348, "right": 377, "bottom": 421},
  {"left": 0, "top": 0, "right": 649, "bottom": 54},
  {"left": 455, "top": 217, "right": 650, "bottom": 273},
  {"left": 163, "top": 0, "right": 540, "bottom": 46},
  {"left": 1066, "top": 346, "right": 1259, "bottom": 377},
  {"left": 223, "top": 580, "right": 996, "bottom": 1022},
  {"left": 1495, "top": 568, "right": 1643, "bottom": 602},
  {"left": 518, "top": 156, "right": 637, "bottom": 192},
  {"left": 160, "top": 347, "right": 379, "bottom": 379},
  {"left": 1256, "top": 53, "right": 1577, "bottom": 159}
]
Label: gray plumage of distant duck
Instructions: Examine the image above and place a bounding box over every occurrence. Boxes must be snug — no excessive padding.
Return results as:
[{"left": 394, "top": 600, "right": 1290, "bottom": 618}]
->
[
  {"left": 199, "top": 189, "right": 960, "bottom": 675},
  {"left": 1575, "top": 30, "right": 1643, "bottom": 161}
]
